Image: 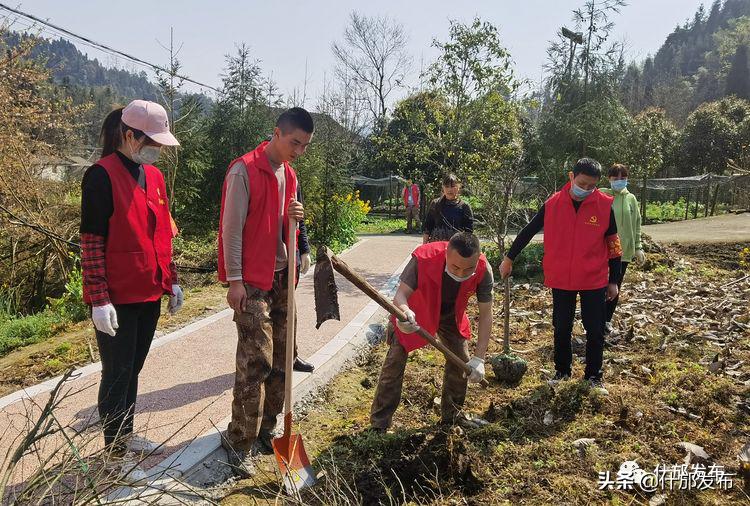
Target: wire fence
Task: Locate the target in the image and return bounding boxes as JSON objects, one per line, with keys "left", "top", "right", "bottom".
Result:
{"left": 631, "top": 173, "right": 750, "bottom": 222}
{"left": 352, "top": 175, "right": 407, "bottom": 217}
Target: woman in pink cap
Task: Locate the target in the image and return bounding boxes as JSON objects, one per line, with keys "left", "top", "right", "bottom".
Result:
{"left": 79, "top": 99, "right": 181, "bottom": 482}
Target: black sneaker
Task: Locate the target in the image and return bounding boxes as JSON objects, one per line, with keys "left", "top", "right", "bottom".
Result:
{"left": 253, "top": 430, "right": 275, "bottom": 456}
{"left": 225, "top": 448, "right": 256, "bottom": 478}
{"left": 586, "top": 377, "right": 609, "bottom": 396}
{"left": 293, "top": 357, "right": 315, "bottom": 373}
{"left": 547, "top": 371, "right": 571, "bottom": 387}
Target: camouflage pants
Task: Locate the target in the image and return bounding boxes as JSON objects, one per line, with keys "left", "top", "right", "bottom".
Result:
{"left": 225, "top": 270, "right": 295, "bottom": 451}
{"left": 370, "top": 322, "right": 470, "bottom": 429}
{"left": 405, "top": 205, "right": 419, "bottom": 232}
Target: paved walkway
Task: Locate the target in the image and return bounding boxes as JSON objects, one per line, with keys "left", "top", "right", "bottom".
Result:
{"left": 0, "top": 233, "right": 420, "bottom": 489}
{"left": 642, "top": 212, "right": 750, "bottom": 244}
{"left": 514, "top": 212, "right": 750, "bottom": 245}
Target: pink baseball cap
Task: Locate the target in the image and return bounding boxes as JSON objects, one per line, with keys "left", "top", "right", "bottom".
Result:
{"left": 121, "top": 100, "right": 180, "bottom": 146}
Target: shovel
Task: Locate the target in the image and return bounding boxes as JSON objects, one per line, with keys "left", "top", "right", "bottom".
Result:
{"left": 272, "top": 217, "right": 316, "bottom": 494}
{"left": 489, "top": 277, "right": 528, "bottom": 383}
{"left": 315, "top": 247, "right": 486, "bottom": 384}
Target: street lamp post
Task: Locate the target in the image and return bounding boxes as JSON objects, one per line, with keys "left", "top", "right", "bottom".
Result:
{"left": 561, "top": 27, "right": 583, "bottom": 79}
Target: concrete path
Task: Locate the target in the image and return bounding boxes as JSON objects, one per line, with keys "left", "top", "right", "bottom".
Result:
{"left": 513, "top": 212, "right": 750, "bottom": 245}
{"left": 0, "top": 233, "right": 420, "bottom": 491}
{"left": 642, "top": 212, "right": 750, "bottom": 244}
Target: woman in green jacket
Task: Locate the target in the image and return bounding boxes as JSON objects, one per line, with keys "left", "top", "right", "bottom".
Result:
{"left": 600, "top": 164, "right": 645, "bottom": 335}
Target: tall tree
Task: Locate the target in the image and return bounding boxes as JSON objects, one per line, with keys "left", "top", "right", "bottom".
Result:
{"left": 201, "top": 45, "right": 272, "bottom": 224}
{"left": 463, "top": 92, "right": 524, "bottom": 257}
{"left": 0, "top": 28, "right": 85, "bottom": 311}
{"left": 726, "top": 43, "right": 750, "bottom": 99}
{"left": 681, "top": 96, "right": 750, "bottom": 176}
{"left": 542, "top": 0, "right": 626, "bottom": 160}
{"left": 295, "top": 76, "right": 362, "bottom": 248}
{"left": 332, "top": 12, "right": 412, "bottom": 129}
{"left": 626, "top": 108, "right": 678, "bottom": 214}
{"left": 427, "top": 17, "right": 517, "bottom": 174}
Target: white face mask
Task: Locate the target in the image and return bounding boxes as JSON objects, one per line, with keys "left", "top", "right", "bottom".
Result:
{"left": 131, "top": 145, "right": 161, "bottom": 165}
{"left": 445, "top": 264, "right": 475, "bottom": 283}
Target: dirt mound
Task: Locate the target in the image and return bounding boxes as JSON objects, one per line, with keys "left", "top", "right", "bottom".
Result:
{"left": 671, "top": 242, "right": 747, "bottom": 270}
{"left": 343, "top": 429, "right": 483, "bottom": 504}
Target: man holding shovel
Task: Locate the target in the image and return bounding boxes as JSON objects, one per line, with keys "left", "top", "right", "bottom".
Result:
{"left": 500, "top": 158, "right": 622, "bottom": 396}
{"left": 370, "top": 232, "right": 493, "bottom": 431}
{"left": 217, "top": 107, "right": 313, "bottom": 477}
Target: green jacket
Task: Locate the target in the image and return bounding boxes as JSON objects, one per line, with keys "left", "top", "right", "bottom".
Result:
{"left": 601, "top": 187, "right": 642, "bottom": 263}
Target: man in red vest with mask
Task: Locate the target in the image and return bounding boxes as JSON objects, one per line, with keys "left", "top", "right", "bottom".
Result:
{"left": 370, "top": 232, "right": 493, "bottom": 431}
{"left": 500, "top": 158, "right": 622, "bottom": 396}
{"left": 403, "top": 179, "right": 420, "bottom": 233}
{"left": 217, "top": 108, "right": 313, "bottom": 477}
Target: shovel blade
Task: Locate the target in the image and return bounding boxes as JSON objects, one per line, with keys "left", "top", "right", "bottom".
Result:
{"left": 314, "top": 247, "right": 340, "bottom": 328}
{"left": 272, "top": 433, "right": 316, "bottom": 494}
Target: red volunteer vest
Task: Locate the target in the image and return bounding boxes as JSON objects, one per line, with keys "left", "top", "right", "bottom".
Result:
{"left": 86, "top": 153, "right": 175, "bottom": 305}
{"left": 217, "top": 141, "right": 298, "bottom": 291}
{"left": 393, "top": 242, "right": 487, "bottom": 352}
{"left": 542, "top": 182, "right": 614, "bottom": 291}
{"left": 403, "top": 184, "right": 419, "bottom": 206}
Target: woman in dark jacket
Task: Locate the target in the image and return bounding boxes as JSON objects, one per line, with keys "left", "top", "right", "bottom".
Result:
{"left": 422, "top": 173, "right": 474, "bottom": 243}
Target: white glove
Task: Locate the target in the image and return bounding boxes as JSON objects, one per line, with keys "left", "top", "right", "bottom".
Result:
{"left": 635, "top": 249, "right": 646, "bottom": 264}
{"left": 395, "top": 308, "right": 420, "bottom": 334}
{"left": 168, "top": 284, "right": 184, "bottom": 314}
{"left": 467, "top": 356, "right": 485, "bottom": 383}
{"left": 300, "top": 253, "right": 311, "bottom": 275}
{"left": 92, "top": 304, "right": 119, "bottom": 336}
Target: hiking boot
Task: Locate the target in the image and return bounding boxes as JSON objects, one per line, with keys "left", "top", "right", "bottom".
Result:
{"left": 547, "top": 371, "right": 571, "bottom": 387}
{"left": 293, "top": 357, "right": 315, "bottom": 373}
{"left": 252, "top": 430, "right": 275, "bottom": 456}
{"left": 125, "top": 434, "right": 165, "bottom": 455}
{"left": 225, "top": 448, "right": 256, "bottom": 478}
{"left": 109, "top": 451, "right": 149, "bottom": 485}
{"left": 586, "top": 377, "right": 609, "bottom": 396}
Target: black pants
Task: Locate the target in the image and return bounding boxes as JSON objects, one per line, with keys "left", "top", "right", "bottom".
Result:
{"left": 96, "top": 301, "right": 161, "bottom": 447}
{"left": 552, "top": 288, "right": 605, "bottom": 380}
{"left": 605, "top": 261, "right": 629, "bottom": 323}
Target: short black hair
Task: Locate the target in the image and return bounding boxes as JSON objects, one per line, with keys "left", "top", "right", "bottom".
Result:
{"left": 573, "top": 158, "right": 602, "bottom": 177}
{"left": 277, "top": 107, "right": 314, "bottom": 134}
{"left": 608, "top": 163, "right": 629, "bottom": 178}
{"left": 442, "top": 173, "right": 459, "bottom": 186}
{"left": 448, "top": 232, "right": 481, "bottom": 258}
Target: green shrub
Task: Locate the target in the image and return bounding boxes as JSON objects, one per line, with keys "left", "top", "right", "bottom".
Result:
{"left": 644, "top": 198, "right": 728, "bottom": 223}
{"left": 308, "top": 192, "right": 371, "bottom": 253}
{"left": 356, "top": 217, "right": 406, "bottom": 234}
{"left": 172, "top": 231, "right": 218, "bottom": 269}
{"left": 0, "top": 311, "right": 63, "bottom": 355}
{"left": 49, "top": 260, "right": 88, "bottom": 323}
{"left": 483, "top": 241, "right": 544, "bottom": 281}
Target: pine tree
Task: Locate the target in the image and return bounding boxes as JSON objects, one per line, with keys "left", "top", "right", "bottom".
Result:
{"left": 726, "top": 43, "right": 750, "bottom": 99}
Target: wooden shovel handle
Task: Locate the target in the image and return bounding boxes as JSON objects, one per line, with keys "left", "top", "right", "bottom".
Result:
{"left": 503, "top": 277, "right": 511, "bottom": 354}
{"left": 284, "top": 218, "right": 297, "bottom": 437}
{"left": 323, "top": 248, "right": 474, "bottom": 377}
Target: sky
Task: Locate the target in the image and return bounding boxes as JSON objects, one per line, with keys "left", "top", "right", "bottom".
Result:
{"left": 2, "top": 0, "right": 711, "bottom": 110}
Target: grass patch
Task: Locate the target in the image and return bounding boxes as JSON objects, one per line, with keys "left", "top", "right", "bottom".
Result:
{"left": 356, "top": 216, "right": 407, "bottom": 234}
{"left": 0, "top": 310, "right": 64, "bottom": 356}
